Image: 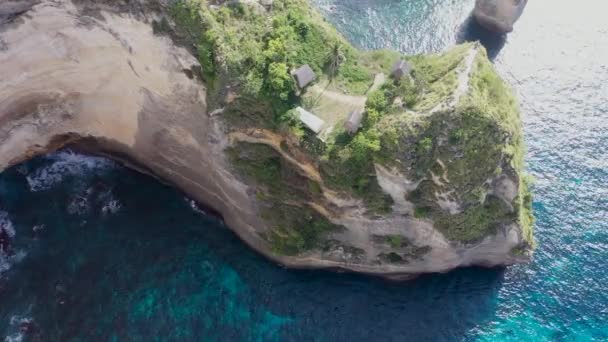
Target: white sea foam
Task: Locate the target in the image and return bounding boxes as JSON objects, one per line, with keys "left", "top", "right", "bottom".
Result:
{"left": 0, "top": 250, "right": 26, "bottom": 276}
{"left": 67, "top": 191, "right": 91, "bottom": 215}
{"left": 185, "top": 197, "right": 207, "bottom": 215}
{"left": 9, "top": 316, "right": 31, "bottom": 327}
{"left": 32, "top": 225, "right": 45, "bottom": 233}
{"left": 0, "top": 212, "right": 15, "bottom": 238}
{"left": 0, "top": 253, "right": 10, "bottom": 274}
{"left": 0, "top": 211, "right": 16, "bottom": 275}
{"left": 26, "top": 151, "right": 115, "bottom": 192}
{"left": 4, "top": 316, "right": 33, "bottom": 342}
{"left": 101, "top": 199, "right": 121, "bottom": 215}
{"left": 4, "top": 332, "right": 23, "bottom": 342}
{"left": 0, "top": 212, "right": 26, "bottom": 278}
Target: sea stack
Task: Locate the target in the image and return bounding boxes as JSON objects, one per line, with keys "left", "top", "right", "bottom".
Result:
{"left": 474, "top": 0, "right": 528, "bottom": 33}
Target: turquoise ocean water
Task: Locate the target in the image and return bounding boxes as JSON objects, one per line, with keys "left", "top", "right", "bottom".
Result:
{"left": 1, "top": 0, "right": 608, "bottom": 340}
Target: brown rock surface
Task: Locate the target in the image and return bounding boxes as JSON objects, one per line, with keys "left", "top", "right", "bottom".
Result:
{"left": 474, "top": 0, "right": 528, "bottom": 33}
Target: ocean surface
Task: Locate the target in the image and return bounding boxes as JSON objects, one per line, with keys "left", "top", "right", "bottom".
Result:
{"left": 1, "top": 0, "right": 608, "bottom": 340}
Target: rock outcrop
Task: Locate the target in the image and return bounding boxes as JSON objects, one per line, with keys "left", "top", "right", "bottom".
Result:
{"left": 474, "top": 0, "right": 528, "bottom": 33}
{"left": 0, "top": 0, "right": 533, "bottom": 280}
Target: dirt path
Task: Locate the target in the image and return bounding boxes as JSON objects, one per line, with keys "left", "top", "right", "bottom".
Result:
{"left": 366, "top": 72, "right": 386, "bottom": 94}
{"left": 229, "top": 128, "right": 361, "bottom": 208}
{"left": 229, "top": 129, "right": 322, "bottom": 183}
{"left": 309, "top": 84, "right": 367, "bottom": 107}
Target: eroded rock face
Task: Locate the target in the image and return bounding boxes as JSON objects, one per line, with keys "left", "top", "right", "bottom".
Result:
{"left": 0, "top": 0, "right": 531, "bottom": 279}
{"left": 0, "top": 0, "right": 271, "bottom": 266}
{"left": 474, "top": 0, "right": 528, "bottom": 33}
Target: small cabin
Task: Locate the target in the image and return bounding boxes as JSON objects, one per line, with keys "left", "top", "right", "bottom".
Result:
{"left": 292, "top": 65, "right": 316, "bottom": 89}
{"left": 390, "top": 60, "right": 412, "bottom": 80}
{"left": 344, "top": 109, "right": 364, "bottom": 135}
{"left": 259, "top": 0, "right": 273, "bottom": 8}
{"left": 295, "top": 107, "right": 324, "bottom": 134}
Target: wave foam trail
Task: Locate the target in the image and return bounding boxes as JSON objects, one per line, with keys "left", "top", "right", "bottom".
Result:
{"left": 0, "top": 212, "right": 15, "bottom": 238}
{"left": 26, "top": 151, "right": 116, "bottom": 192}
{"left": 0, "top": 212, "right": 25, "bottom": 277}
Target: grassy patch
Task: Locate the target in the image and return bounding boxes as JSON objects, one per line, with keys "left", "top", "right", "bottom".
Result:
{"left": 377, "top": 246, "right": 431, "bottom": 264}
{"left": 433, "top": 195, "right": 515, "bottom": 242}
{"left": 386, "top": 235, "right": 405, "bottom": 249}
{"left": 398, "top": 44, "right": 470, "bottom": 111}
{"left": 228, "top": 142, "right": 343, "bottom": 255}
{"left": 266, "top": 204, "right": 342, "bottom": 255}
{"left": 372, "top": 46, "right": 534, "bottom": 244}
{"left": 464, "top": 50, "right": 534, "bottom": 246}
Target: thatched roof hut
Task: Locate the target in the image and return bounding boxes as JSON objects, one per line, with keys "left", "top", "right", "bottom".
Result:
{"left": 390, "top": 60, "right": 412, "bottom": 80}
{"left": 259, "top": 0, "right": 273, "bottom": 8}
{"left": 344, "top": 109, "right": 364, "bottom": 134}
{"left": 292, "top": 64, "right": 316, "bottom": 89}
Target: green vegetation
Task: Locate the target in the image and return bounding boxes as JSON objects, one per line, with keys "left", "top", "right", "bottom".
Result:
{"left": 266, "top": 204, "right": 342, "bottom": 255}
{"left": 168, "top": 0, "right": 533, "bottom": 250}
{"left": 377, "top": 47, "right": 535, "bottom": 244}
{"left": 169, "top": 0, "right": 396, "bottom": 126}
{"left": 399, "top": 44, "right": 470, "bottom": 111}
{"left": 386, "top": 235, "right": 405, "bottom": 249}
{"left": 227, "top": 142, "right": 342, "bottom": 255}
{"left": 414, "top": 206, "right": 432, "bottom": 219}
{"left": 318, "top": 83, "right": 397, "bottom": 214}
{"left": 313, "top": 45, "right": 470, "bottom": 213}
{"left": 462, "top": 50, "right": 534, "bottom": 246}
{"left": 371, "top": 234, "right": 431, "bottom": 264}
{"left": 434, "top": 196, "right": 514, "bottom": 242}
{"left": 377, "top": 248, "right": 431, "bottom": 264}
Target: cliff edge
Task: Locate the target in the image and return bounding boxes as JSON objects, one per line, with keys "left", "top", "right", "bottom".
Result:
{"left": 0, "top": 0, "right": 534, "bottom": 279}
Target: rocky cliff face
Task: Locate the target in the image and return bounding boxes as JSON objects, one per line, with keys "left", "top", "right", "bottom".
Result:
{"left": 474, "top": 0, "right": 528, "bottom": 33}
{"left": 0, "top": 0, "right": 533, "bottom": 279}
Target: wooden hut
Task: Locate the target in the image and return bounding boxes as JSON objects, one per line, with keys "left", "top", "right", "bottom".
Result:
{"left": 390, "top": 60, "right": 412, "bottom": 80}
{"left": 292, "top": 64, "right": 316, "bottom": 89}
{"left": 344, "top": 109, "right": 364, "bottom": 134}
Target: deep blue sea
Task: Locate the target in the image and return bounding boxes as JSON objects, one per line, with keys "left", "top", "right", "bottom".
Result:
{"left": 1, "top": 0, "right": 608, "bottom": 340}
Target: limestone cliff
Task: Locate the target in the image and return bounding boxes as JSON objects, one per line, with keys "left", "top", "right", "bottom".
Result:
{"left": 0, "top": 0, "right": 534, "bottom": 279}
{"left": 474, "top": 0, "right": 528, "bottom": 33}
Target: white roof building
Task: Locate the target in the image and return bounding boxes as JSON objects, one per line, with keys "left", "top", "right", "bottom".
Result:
{"left": 295, "top": 107, "right": 325, "bottom": 134}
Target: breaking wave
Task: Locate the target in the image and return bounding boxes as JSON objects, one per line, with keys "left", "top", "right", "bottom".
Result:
{"left": 4, "top": 315, "right": 35, "bottom": 342}
{"left": 26, "top": 151, "right": 115, "bottom": 192}
{"left": 0, "top": 212, "right": 25, "bottom": 278}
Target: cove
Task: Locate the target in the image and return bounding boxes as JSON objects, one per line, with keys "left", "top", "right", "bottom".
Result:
{"left": 0, "top": 152, "right": 513, "bottom": 340}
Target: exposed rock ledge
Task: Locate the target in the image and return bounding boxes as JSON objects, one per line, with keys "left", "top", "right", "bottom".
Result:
{"left": 474, "top": 0, "right": 528, "bottom": 33}
{"left": 0, "top": 0, "right": 531, "bottom": 280}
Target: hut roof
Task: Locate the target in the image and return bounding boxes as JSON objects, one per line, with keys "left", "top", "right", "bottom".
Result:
{"left": 391, "top": 60, "right": 412, "bottom": 79}
{"left": 344, "top": 109, "right": 364, "bottom": 134}
{"left": 296, "top": 107, "right": 325, "bottom": 134}
{"left": 292, "top": 64, "right": 316, "bottom": 89}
